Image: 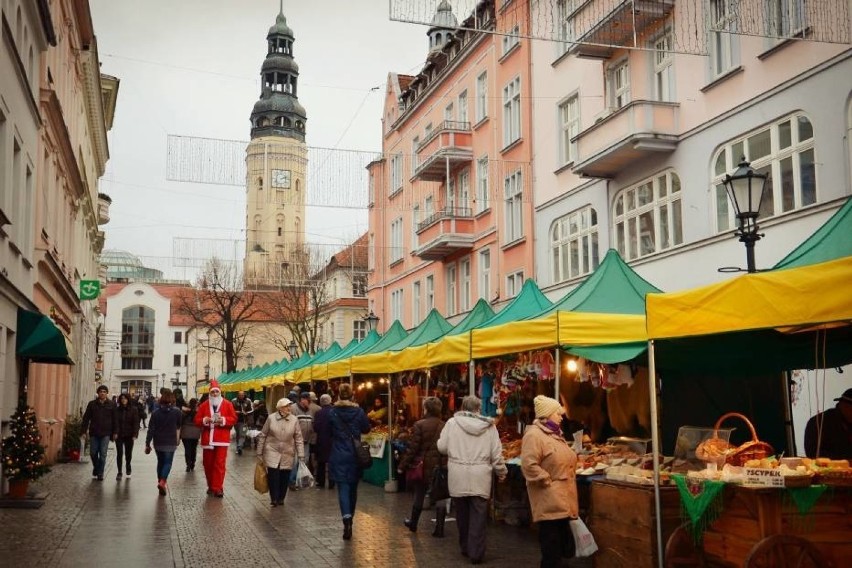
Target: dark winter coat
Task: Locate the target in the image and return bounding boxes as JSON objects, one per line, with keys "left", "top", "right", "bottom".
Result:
{"left": 115, "top": 404, "right": 140, "bottom": 439}
{"left": 82, "top": 398, "right": 117, "bottom": 438}
{"left": 313, "top": 405, "right": 333, "bottom": 462}
{"left": 180, "top": 408, "right": 202, "bottom": 440}
{"left": 146, "top": 405, "right": 182, "bottom": 451}
{"left": 399, "top": 415, "right": 446, "bottom": 474}
{"left": 328, "top": 401, "right": 371, "bottom": 484}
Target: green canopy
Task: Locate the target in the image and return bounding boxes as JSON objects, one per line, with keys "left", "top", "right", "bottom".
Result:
{"left": 334, "top": 330, "right": 381, "bottom": 359}
{"left": 447, "top": 298, "right": 495, "bottom": 335}
{"left": 774, "top": 196, "right": 852, "bottom": 269}
{"left": 388, "top": 309, "right": 453, "bottom": 351}
{"left": 310, "top": 342, "right": 342, "bottom": 364}
{"left": 479, "top": 279, "right": 552, "bottom": 328}
{"left": 358, "top": 320, "right": 408, "bottom": 355}
{"left": 16, "top": 308, "right": 73, "bottom": 364}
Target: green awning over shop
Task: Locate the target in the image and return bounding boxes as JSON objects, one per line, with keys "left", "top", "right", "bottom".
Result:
{"left": 16, "top": 308, "right": 73, "bottom": 365}
{"left": 447, "top": 299, "right": 495, "bottom": 335}
{"left": 389, "top": 309, "right": 452, "bottom": 351}
{"left": 480, "top": 279, "right": 552, "bottom": 328}
{"left": 774, "top": 196, "right": 852, "bottom": 269}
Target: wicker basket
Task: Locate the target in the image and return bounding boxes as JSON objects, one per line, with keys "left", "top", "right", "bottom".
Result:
{"left": 696, "top": 413, "right": 774, "bottom": 467}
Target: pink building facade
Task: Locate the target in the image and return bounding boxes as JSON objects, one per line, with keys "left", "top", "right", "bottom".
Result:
{"left": 367, "top": 0, "right": 535, "bottom": 331}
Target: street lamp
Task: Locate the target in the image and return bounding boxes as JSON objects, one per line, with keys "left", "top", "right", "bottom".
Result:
{"left": 160, "top": 373, "right": 166, "bottom": 392}
{"left": 247, "top": 352, "right": 255, "bottom": 369}
{"left": 204, "top": 364, "right": 210, "bottom": 380}
{"left": 722, "top": 157, "right": 769, "bottom": 273}
{"left": 364, "top": 311, "right": 380, "bottom": 332}
{"left": 288, "top": 339, "right": 298, "bottom": 361}
{"left": 173, "top": 371, "right": 181, "bottom": 388}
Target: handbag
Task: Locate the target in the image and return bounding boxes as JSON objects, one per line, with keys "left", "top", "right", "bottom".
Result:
{"left": 429, "top": 466, "right": 450, "bottom": 502}
{"left": 254, "top": 460, "right": 269, "bottom": 494}
{"left": 405, "top": 459, "right": 424, "bottom": 483}
{"left": 332, "top": 410, "right": 373, "bottom": 470}
{"left": 569, "top": 518, "right": 598, "bottom": 557}
{"left": 294, "top": 459, "right": 315, "bottom": 489}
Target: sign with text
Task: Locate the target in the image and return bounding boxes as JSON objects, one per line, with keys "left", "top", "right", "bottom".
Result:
{"left": 79, "top": 280, "right": 101, "bottom": 300}
{"left": 744, "top": 468, "right": 784, "bottom": 488}
{"left": 363, "top": 432, "right": 387, "bottom": 459}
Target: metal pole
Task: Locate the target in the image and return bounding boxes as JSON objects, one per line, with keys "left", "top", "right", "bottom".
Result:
{"left": 648, "top": 340, "right": 664, "bottom": 568}
{"left": 388, "top": 377, "right": 393, "bottom": 484}
{"left": 554, "top": 348, "right": 560, "bottom": 399}
{"left": 469, "top": 359, "right": 475, "bottom": 397}
{"left": 745, "top": 237, "right": 757, "bottom": 274}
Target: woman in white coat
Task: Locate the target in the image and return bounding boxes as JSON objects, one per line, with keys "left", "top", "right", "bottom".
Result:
{"left": 257, "top": 398, "right": 304, "bottom": 507}
{"left": 437, "top": 396, "right": 507, "bottom": 565}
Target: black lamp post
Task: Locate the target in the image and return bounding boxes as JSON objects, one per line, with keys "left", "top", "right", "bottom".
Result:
{"left": 364, "top": 311, "right": 380, "bottom": 332}
{"left": 246, "top": 352, "right": 255, "bottom": 369}
{"left": 722, "top": 157, "right": 769, "bottom": 273}
{"left": 288, "top": 339, "right": 298, "bottom": 361}
{"left": 204, "top": 364, "right": 210, "bottom": 381}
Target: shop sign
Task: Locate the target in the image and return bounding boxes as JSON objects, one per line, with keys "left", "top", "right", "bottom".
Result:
{"left": 744, "top": 468, "right": 784, "bottom": 487}
{"left": 363, "top": 432, "right": 386, "bottom": 458}
{"left": 80, "top": 280, "right": 101, "bottom": 300}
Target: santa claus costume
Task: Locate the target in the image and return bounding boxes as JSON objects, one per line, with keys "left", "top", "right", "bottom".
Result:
{"left": 194, "top": 380, "right": 237, "bottom": 497}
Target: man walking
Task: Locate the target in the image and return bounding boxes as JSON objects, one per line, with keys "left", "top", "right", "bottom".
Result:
{"left": 233, "top": 390, "right": 254, "bottom": 455}
{"left": 194, "top": 380, "right": 236, "bottom": 497}
{"left": 289, "top": 392, "right": 316, "bottom": 488}
{"left": 81, "top": 385, "right": 117, "bottom": 481}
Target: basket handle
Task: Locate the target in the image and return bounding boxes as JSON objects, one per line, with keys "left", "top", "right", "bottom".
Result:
{"left": 713, "top": 412, "right": 759, "bottom": 443}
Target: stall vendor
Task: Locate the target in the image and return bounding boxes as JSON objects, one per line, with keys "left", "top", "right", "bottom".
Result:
{"left": 805, "top": 388, "right": 852, "bottom": 459}
{"left": 367, "top": 397, "right": 388, "bottom": 425}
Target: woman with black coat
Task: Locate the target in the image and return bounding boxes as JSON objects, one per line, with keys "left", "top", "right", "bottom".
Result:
{"left": 145, "top": 390, "right": 183, "bottom": 496}
{"left": 180, "top": 398, "right": 202, "bottom": 472}
{"left": 115, "top": 393, "right": 140, "bottom": 480}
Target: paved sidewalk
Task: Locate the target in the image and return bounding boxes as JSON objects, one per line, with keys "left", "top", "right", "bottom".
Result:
{"left": 0, "top": 443, "right": 553, "bottom": 567}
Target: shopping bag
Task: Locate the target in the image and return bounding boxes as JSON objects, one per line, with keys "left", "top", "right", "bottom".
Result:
{"left": 569, "top": 518, "right": 598, "bottom": 557}
{"left": 405, "top": 459, "right": 424, "bottom": 483}
{"left": 254, "top": 460, "right": 269, "bottom": 494}
{"left": 294, "top": 459, "right": 315, "bottom": 489}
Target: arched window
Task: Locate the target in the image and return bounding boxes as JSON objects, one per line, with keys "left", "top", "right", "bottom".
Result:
{"left": 550, "top": 206, "right": 599, "bottom": 284}
{"left": 121, "top": 306, "right": 155, "bottom": 370}
{"left": 712, "top": 112, "right": 816, "bottom": 232}
{"left": 613, "top": 170, "right": 682, "bottom": 260}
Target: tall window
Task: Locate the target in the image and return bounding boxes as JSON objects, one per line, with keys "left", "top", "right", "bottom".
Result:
{"left": 444, "top": 102, "right": 454, "bottom": 121}
{"left": 460, "top": 258, "right": 471, "bottom": 312}
{"left": 506, "top": 271, "right": 524, "bottom": 298}
{"left": 476, "top": 156, "right": 489, "bottom": 213}
{"left": 709, "top": 0, "right": 736, "bottom": 77}
{"left": 173, "top": 354, "right": 181, "bottom": 367}
{"left": 424, "top": 195, "right": 434, "bottom": 218}
{"left": 475, "top": 71, "right": 488, "bottom": 123}
{"left": 412, "top": 204, "right": 421, "bottom": 246}
{"left": 390, "top": 217, "right": 404, "bottom": 264}
{"left": 353, "top": 320, "right": 367, "bottom": 341}
{"left": 551, "top": 206, "right": 600, "bottom": 284}
{"left": 458, "top": 169, "right": 470, "bottom": 213}
{"left": 352, "top": 274, "right": 367, "bottom": 297}
{"left": 412, "top": 280, "right": 422, "bottom": 325}
{"left": 458, "top": 91, "right": 468, "bottom": 124}
{"left": 412, "top": 136, "right": 420, "bottom": 169}
{"left": 608, "top": 61, "right": 630, "bottom": 110}
{"left": 556, "top": 0, "right": 577, "bottom": 55}
{"left": 425, "top": 275, "right": 435, "bottom": 311}
{"left": 559, "top": 95, "right": 580, "bottom": 165}
{"left": 478, "top": 248, "right": 491, "bottom": 301}
{"left": 712, "top": 113, "right": 816, "bottom": 232}
{"left": 121, "top": 306, "right": 155, "bottom": 370}
{"left": 654, "top": 32, "right": 674, "bottom": 102}
{"left": 503, "top": 77, "right": 522, "bottom": 146}
{"left": 502, "top": 25, "right": 520, "bottom": 55}
{"left": 767, "top": 0, "right": 806, "bottom": 38}
{"left": 614, "top": 171, "right": 683, "bottom": 260}
{"left": 174, "top": 331, "right": 182, "bottom": 344}
{"left": 368, "top": 233, "right": 375, "bottom": 271}
{"left": 390, "top": 289, "right": 404, "bottom": 324}
{"left": 446, "top": 265, "right": 457, "bottom": 315}
{"left": 390, "top": 153, "right": 403, "bottom": 194}
{"left": 368, "top": 172, "right": 375, "bottom": 205}
{"left": 504, "top": 170, "right": 524, "bottom": 242}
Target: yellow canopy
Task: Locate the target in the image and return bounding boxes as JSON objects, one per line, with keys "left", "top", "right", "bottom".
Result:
{"left": 646, "top": 255, "right": 852, "bottom": 340}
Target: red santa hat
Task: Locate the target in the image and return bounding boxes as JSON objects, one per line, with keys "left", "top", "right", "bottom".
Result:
{"left": 209, "top": 379, "right": 221, "bottom": 392}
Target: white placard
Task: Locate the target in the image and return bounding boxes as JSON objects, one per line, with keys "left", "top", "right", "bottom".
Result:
{"left": 744, "top": 468, "right": 785, "bottom": 487}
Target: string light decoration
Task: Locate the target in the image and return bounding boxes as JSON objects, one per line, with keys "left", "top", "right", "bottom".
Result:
{"left": 2, "top": 400, "right": 51, "bottom": 482}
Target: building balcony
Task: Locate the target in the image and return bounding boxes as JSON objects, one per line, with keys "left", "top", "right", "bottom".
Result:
{"left": 412, "top": 121, "right": 473, "bottom": 182}
{"left": 572, "top": 100, "right": 679, "bottom": 178}
{"left": 414, "top": 207, "right": 475, "bottom": 260}
{"left": 97, "top": 193, "right": 112, "bottom": 225}
{"left": 569, "top": 0, "right": 675, "bottom": 59}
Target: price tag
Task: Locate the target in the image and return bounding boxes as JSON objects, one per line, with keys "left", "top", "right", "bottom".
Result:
{"left": 744, "top": 468, "right": 785, "bottom": 487}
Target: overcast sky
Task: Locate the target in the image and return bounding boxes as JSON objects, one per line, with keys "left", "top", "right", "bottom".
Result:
{"left": 91, "top": 0, "right": 429, "bottom": 279}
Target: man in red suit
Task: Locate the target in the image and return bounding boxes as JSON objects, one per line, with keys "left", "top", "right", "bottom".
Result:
{"left": 194, "top": 380, "right": 236, "bottom": 497}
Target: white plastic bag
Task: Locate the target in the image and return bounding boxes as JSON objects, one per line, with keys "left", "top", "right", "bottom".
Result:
{"left": 294, "top": 459, "right": 315, "bottom": 489}
{"left": 569, "top": 518, "right": 598, "bottom": 557}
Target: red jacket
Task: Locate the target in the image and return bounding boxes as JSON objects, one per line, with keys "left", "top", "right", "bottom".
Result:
{"left": 195, "top": 397, "right": 236, "bottom": 448}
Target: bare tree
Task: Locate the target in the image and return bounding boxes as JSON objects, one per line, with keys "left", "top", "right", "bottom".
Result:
{"left": 176, "top": 258, "right": 262, "bottom": 373}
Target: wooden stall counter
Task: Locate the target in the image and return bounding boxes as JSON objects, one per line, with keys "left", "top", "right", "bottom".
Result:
{"left": 699, "top": 485, "right": 852, "bottom": 567}
{"left": 588, "top": 479, "right": 681, "bottom": 568}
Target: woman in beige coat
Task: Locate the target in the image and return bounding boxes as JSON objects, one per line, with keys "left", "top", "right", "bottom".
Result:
{"left": 521, "top": 395, "right": 579, "bottom": 567}
{"left": 257, "top": 398, "right": 304, "bottom": 507}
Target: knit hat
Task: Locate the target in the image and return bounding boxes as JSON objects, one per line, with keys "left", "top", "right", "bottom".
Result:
{"left": 534, "top": 395, "right": 564, "bottom": 419}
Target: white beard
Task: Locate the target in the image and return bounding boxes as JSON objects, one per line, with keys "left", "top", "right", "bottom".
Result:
{"left": 209, "top": 395, "right": 222, "bottom": 407}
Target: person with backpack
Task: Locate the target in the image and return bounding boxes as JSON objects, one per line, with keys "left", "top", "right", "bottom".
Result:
{"left": 328, "top": 383, "right": 371, "bottom": 540}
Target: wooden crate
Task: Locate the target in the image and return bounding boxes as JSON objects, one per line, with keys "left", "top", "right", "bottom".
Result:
{"left": 588, "top": 480, "right": 681, "bottom": 568}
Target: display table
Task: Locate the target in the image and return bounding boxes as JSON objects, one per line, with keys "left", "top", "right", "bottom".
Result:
{"left": 588, "top": 479, "right": 681, "bottom": 568}
{"left": 362, "top": 434, "right": 391, "bottom": 487}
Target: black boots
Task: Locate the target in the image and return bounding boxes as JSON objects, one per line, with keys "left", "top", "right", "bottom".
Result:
{"left": 432, "top": 506, "right": 446, "bottom": 538}
{"left": 343, "top": 517, "right": 353, "bottom": 540}
{"left": 404, "top": 506, "right": 422, "bottom": 532}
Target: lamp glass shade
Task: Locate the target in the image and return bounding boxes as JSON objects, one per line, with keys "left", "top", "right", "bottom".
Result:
{"left": 364, "top": 311, "right": 380, "bottom": 332}
{"left": 724, "top": 159, "right": 768, "bottom": 219}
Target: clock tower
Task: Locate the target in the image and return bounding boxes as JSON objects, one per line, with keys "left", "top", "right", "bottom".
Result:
{"left": 244, "top": 6, "right": 307, "bottom": 288}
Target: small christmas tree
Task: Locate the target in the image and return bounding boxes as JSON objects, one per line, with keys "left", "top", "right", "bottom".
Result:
{"left": 2, "top": 399, "right": 51, "bottom": 481}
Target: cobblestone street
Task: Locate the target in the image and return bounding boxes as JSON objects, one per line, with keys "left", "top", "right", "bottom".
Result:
{"left": 0, "top": 444, "right": 547, "bottom": 567}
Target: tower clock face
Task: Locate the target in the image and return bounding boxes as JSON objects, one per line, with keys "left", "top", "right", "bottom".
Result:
{"left": 271, "top": 169, "right": 291, "bottom": 189}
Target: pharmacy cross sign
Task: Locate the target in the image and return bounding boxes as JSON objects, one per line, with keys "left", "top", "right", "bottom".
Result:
{"left": 79, "top": 280, "right": 101, "bottom": 300}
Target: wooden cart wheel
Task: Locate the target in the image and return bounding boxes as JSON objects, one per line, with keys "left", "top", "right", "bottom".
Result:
{"left": 664, "top": 524, "right": 707, "bottom": 568}
{"left": 744, "top": 535, "right": 827, "bottom": 568}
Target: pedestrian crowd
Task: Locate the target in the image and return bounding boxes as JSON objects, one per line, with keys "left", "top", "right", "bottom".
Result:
{"left": 80, "top": 383, "right": 578, "bottom": 566}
